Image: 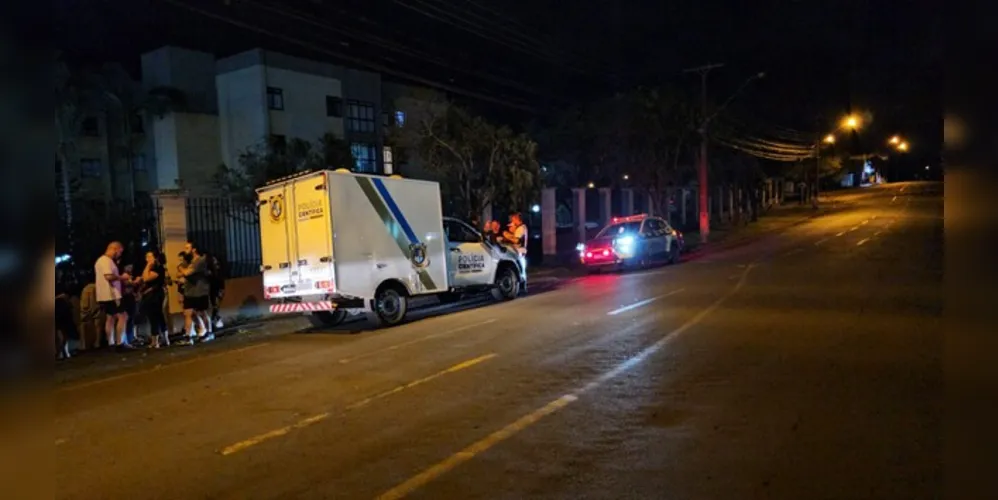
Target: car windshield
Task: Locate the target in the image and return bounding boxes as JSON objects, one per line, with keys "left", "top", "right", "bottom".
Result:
{"left": 596, "top": 221, "right": 641, "bottom": 239}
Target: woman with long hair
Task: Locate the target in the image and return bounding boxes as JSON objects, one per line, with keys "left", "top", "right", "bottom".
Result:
{"left": 139, "top": 250, "right": 169, "bottom": 348}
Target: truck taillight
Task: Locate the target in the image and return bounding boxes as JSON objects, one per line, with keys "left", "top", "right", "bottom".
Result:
{"left": 266, "top": 286, "right": 280, "bottom": 294}
{"left": 317, "top": 280, "right": 333, "bottom": 291}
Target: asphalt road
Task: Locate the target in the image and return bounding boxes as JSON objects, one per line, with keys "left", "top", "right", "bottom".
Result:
{"left": 56, "top": 182, "right": 942, "bottom": 499}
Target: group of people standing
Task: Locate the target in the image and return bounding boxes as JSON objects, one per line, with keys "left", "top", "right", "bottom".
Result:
{"left": 481, "top": 212, "right": 529, "bottom": 259}
{"left": 54, "top": 239, "right": 226, "bottom": 359}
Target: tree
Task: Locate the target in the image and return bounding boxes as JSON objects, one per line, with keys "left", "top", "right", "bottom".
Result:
{"left": 56, "top": 56, "right": 86, "bottom": 233}
{"left": 594, "top": 87, "right": 697, "bottom": 215}
{"left": 89, "top": 63, "right": 185, "bottom": 203}
{"left": 392, "top": 96, "right": 540, "bottom": 219}
{"left": 214, "top": 133, "right": 355, "bottom": 206}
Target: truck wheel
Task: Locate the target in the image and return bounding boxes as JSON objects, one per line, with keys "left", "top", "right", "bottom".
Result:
{"left": 308, "top": 309, "right": 347, "bottom": 328}
{"left": 492, "top": 265, "right": 520, "bottom": 301}
{"left": 372, "top": 284, "right": 408, "bottom": 326}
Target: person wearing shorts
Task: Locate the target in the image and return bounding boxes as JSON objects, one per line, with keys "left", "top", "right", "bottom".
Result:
{"left": 94, "top": 241, "right": 133, "bottom": 349}
{"left": 177, "top": 241, "right": 213, "bottom": 344}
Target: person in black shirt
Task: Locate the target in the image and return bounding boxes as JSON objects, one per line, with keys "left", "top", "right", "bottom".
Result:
{"left": 140, "top": 250, "right": 169, "bottom": 348}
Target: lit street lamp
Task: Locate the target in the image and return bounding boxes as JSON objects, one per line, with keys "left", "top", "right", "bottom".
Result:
{"left": 823, "top": 134, "right": 836, "bottom": 144}
{"left": 897, "top": 141, "right": 909, "bottom": 152}
{"left": 888, "top": 135, "right": 901, "bottom": 145}
{"left": 842, "top": 115, "right": 861, "bottom": 130}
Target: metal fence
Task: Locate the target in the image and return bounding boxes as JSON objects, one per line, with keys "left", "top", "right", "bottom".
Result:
{"left": 57, "top": 197, "right": 163, "bottom": 291}
{"left": 186, "top": 197, "right": 262, "bottom": 278}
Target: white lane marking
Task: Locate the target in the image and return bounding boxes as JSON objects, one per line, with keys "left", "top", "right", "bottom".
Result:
{"left": 857, "top": 238, "right": 870, "bottom": 246}
{"left": 892, "top": 196, "right": 897, "bottom": 202}
{"left": 861, "top": 220, "right": 870, "bottom": 225}
{"left": 849, "top": 226, "right": 859, "bottom": 232}
{"left": 874, "top": 231, "right": 882, "bottom": 236}
{"left": 607, "top": 289, "right": 685, "bottom": 316}
{"left": 376, "top": 265, "right": 758, "bottom": 500}
{"left": 836, "top": 231, "right": 845, "bottom": 237}
{"left": 814, "top": 238, "right": 829, "bottom": 246}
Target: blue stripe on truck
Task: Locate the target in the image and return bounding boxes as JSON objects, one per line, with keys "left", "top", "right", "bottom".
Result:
{"left": 372, "top": 177, "right": 419, "bottom": 245}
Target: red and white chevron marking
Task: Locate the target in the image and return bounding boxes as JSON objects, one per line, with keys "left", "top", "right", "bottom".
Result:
{"left": 269, "top": 301, "right": 335, "bottom": 314}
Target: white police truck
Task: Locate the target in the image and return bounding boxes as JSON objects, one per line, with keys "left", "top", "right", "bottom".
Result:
{"left": 256, "top": 170, "right": 526, "bottom": 327}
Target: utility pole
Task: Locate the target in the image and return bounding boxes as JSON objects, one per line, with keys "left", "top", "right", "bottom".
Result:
{"left": 684, "top": 63, "right": 724, "bottom": 245}
{"left": 813, "top": 130, "right": 821, "bottom": 209}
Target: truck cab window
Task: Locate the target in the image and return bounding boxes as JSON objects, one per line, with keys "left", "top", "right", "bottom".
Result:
{"left": 444, "top": 220, "right": 481, "bottom": 243}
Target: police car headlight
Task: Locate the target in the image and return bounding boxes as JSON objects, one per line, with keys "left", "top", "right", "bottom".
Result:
{"left": 614, "top": 235, "right": 634, "bottom": 250}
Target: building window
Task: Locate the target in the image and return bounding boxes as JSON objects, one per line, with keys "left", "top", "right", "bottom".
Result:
{"left": 270, "top": 134, "right": 287, "bottom": 153}
{"left": 394, "top": 111, "right": 406, "bottom": 127}
{"left": 80, "top": 158, "right": 102, "bottom": 178}
{"left": 267, "top": 87, "right": 284, "bottom": 110}
{"left": 326, "top": 96, "right": 343, "bottom": 117}
{"left": 351, "top": 143, "right": 376, "bottom": 173}
{"left": 382, "top": 146, "right": 394, "bottom": 175}
{"left": 131, "top": 154, "right": 147, "bottom": 172}
{"left": 346, "top": 100, "right": 375, "bottom": 133}
{"left": 82, "top": 117, "right": 100, "bottom": 136}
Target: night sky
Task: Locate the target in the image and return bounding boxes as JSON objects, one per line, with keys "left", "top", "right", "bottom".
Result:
{"left": 56, "top": 0, "right": 941, "bottom": 163}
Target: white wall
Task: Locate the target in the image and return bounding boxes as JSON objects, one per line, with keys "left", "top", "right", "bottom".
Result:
{"left": 176, "top": 114, "right": 221, "bottom": 194}
{"left": 217, "top": 64, "right": 345, "bottom": 173}
{"left": 265, "top": 67, "right": 344, "bottom": 144}
{"left": 217, "top": 66, "right": 268, "bottom": 172}
{"left": 152, "top": 113, "right": 221, "bottom": 194}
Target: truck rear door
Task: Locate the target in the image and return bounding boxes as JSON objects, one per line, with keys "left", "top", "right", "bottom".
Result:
{"left": 259, "top": 182, "right": 295, "bottom": 300}
{"left": 291, "top": 172, "right": 335, "bottom": 296}
{"left": 258, "top": 173, "right": 335, "bottom": 301}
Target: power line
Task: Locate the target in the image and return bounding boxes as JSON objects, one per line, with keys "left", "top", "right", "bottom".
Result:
{"left": 158, "top": 0, "right": 538, "bottom": 112}
{"left": 448, "top": 0, "right": 618, "bottom": 76}
{"left": 238, "top": 0, "right": 556, "bottom": 101}
{"left": 394, "top": 0, "right": 596, "bottom": 77}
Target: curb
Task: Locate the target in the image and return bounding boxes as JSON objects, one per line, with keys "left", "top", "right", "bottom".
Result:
{"left": 682, "top": 207, "right": 835, "bottom": 260}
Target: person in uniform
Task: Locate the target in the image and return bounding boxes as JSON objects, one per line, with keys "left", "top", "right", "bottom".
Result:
{"left": 502, "top": 213, "right": 528, "bottom": 288}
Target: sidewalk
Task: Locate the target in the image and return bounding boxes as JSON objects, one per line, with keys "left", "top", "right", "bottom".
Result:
{"left": 56, "top": 315, "right": 312, "bottom": 386}
{"left": 57, "top": 266, "right": 574, "bottom": 385}
{"left": 681, "top": 199, "right": 844, "bottom": 256}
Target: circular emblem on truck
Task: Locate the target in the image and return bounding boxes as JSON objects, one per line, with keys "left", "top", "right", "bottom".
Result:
{"left": 269, "top": 197, "right": 284, "bottom": 222}
{"left": 410, "top": 243, "right": 429, "bottom": 268}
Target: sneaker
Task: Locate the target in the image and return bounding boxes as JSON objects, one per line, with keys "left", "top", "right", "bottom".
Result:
{"left": 214, "top": 319, "right": 224, "bottom": 329}
{"left": 198, "top": 333, "right": 215, "bottom": 343}
{"left": 176, "top": 338, "right": 194, "bottom": 346}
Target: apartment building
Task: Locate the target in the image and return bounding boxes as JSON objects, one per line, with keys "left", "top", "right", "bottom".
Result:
{"left": 62, "top": 44, "right": 438, "bottom": 207}
{"left": 62, "top": 46, "right": 393, "bottom": 203}
{"left": 215, "top": 49, "right": 385, "bottom": 175}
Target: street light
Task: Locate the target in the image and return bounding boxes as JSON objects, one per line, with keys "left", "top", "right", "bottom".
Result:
{"left": 622, "top": 174, "right": 629, "bottom": 181}
{"left": 897, "top": 141, "right": 909, "bottom": 152}
{"left": 889, "top": 135, "right": 901, "bottom": 145}
{"left": 587, "top": 181, "right": 595, "bottom": 189}
{"left": 842, "top": 115, "right": 861, "bottom": 130}
{"left": 823, "top": 134, "right": 836, "bottom": 144}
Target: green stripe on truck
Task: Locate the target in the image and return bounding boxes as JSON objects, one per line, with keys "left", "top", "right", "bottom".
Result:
{"left": 354, "top": 176, "right": 438, "bottom": 291}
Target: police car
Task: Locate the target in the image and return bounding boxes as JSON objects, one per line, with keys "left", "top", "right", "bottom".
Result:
{"left": 580, "top": 214, "right": 684, "bottom": 271}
